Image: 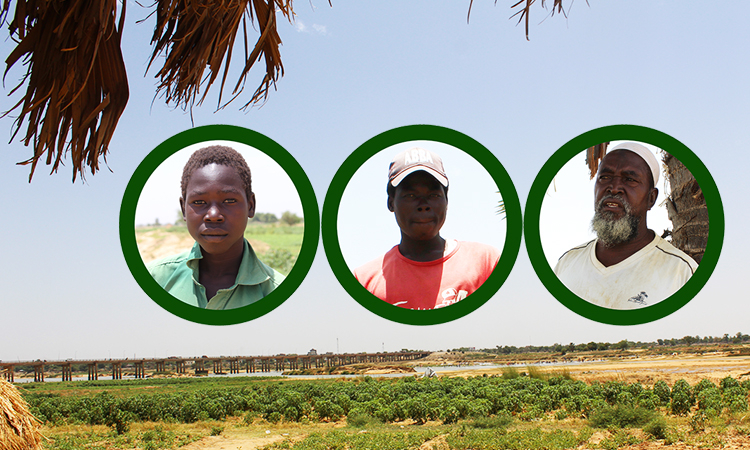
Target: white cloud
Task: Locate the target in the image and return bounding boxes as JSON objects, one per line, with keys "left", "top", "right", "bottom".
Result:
{"left": 293, "top": 20, "right": 327, "bottom": 35}
{"left": 312, "top": 24, "right": 327, "bottom": 35}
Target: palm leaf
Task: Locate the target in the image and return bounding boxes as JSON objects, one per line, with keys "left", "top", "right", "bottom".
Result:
{"left": 146, "top": 0, "right": 294, "bottom": 111}
{"left": 1, "top": 0, "right": 129, "bottom": 181}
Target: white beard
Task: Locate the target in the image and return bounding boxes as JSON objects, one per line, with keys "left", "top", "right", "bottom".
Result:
{"left": 591, "top": 195, "right": 640, "bottom": 247}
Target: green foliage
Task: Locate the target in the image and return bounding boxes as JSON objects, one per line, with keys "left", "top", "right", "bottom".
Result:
{"left": 261, "top": 248, "right": 296, "bottom": 275}
{"left": 210, "top": 426, "right": 224, "bottom": 436}
{"left": 670, "top": 379, "right": 694, "bottom": 415}
{"left": 723, "top": 386, "right": 749, "bottom": 412}
{"left": 720, "top": 376, "right": 740, "bottom": 391}
{"left": 266, "top": 429, "right": 442, "bottom": 450}
{"left": 280, "top": 211, "right": 302, "bottom": 226}
{"left": 598, "top": 429, "right": 641, "bottom": 450}
{"left": 502, "top": 365, "right": 520, "bottom": 379}
{"left": 254, "top": 212, "right": 278, "bottom": 223}
{"left": 346, "top": 408, "right": 380, "bottom": 427}
{"left": 446, "top": 427, "right": 582, "bottom": 450}
{"left": 588, "top": 404, "right": 656, "bottom": 428}
{"left": 689, "top": 410, "right": 708, "bottom": 432}
{"left": 643, "top": 415, "right": 669, "bottom": 439}
{"left": 468, "top": 413, "right": 513, "bottom": 429}
{"left": 697, "top": 386, "right": 722, "bottom": 416}
{"left": 653, "top": 380, "right": 671, "bottom": 406}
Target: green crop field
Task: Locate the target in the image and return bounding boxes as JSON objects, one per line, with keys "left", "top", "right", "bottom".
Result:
{"left": 18, "top": 372, "right": 750, "bottom": 450}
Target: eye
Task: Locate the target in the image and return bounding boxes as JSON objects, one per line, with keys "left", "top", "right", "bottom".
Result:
{"left": 191, "top": 200, "right": 206, "bottom": 205}
{"left": 224, "top": 198, "right": 237, "bottom": 204}
{"left": 598, "top": 175, "right": 612, "bottom": 181}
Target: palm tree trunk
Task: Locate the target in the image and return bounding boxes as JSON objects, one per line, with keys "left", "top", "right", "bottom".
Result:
{"left": 662, "top": 153, "right": 708, "bottom": 263}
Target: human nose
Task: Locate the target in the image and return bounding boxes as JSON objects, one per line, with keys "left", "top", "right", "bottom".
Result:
{"left": 605, "top": 176, "right": 625, "bottom": 194}
{"left": 416, "top": 196, "right": 431, "bottom": 211}
{"left": 204, "top": 203, "right": 224, "bottom": 221}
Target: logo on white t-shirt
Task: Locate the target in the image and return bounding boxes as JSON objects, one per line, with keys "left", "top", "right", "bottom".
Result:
{"left": 628, "top": 291, "right": 648, "bottom": 306}
{"left": 437, "top": 288, "right": 468, "bottom": 308}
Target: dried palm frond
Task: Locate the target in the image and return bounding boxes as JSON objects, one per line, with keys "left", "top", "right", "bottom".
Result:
{"left": 586, "top": 141, "right": 608, "bottom": 179}
{"left": 1, "top": 0, "right": 129, "bottom": 182}
{"left": 147, "top": 0, "right": 294, "bottom": 112}
{"left": 0, "top": 379, "right": 44, "bottom": 450}
{"left": 467, "top": 0, "right": 574, "bottom": 40}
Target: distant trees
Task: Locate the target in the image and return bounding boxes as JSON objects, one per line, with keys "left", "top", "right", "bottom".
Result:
{"left": 280, "top": 211, "right": 302, "bottom": 226}
{"left": 254, "top": 213, "right": 278, "bottom": 223}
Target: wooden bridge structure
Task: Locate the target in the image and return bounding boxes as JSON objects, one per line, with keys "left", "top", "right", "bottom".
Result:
{"left": 0, "top": 351, "right": 431, "bottom": 382}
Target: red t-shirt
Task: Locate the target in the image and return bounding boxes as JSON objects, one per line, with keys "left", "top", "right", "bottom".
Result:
{"left": 354, "top": 241, "right": 501, "bottom": 310}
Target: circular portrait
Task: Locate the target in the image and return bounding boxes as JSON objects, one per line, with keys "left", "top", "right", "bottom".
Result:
{"left": 121, "top": 125, "right": 319, "bottom": 325}
{"left": 323, "top": 125, "right": 522, "bottom": 325}
{"left": 525, "top": 126, "right": 724, "bottom": 325}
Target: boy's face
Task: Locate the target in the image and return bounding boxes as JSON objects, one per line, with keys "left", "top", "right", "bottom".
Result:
{"left": 181, "top": 163, "right": 256, "bottom": 256}
{"left": 388, "top": 171, "right": 447, "bottom": 241}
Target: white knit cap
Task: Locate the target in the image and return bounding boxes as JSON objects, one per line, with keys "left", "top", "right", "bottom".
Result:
{"left": 608, "top": 142, "right": 660, "bottom": 186}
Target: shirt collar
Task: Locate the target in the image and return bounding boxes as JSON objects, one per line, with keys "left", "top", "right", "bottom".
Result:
{"left": 185, "top": 239, "right": 271, "bottom": 287}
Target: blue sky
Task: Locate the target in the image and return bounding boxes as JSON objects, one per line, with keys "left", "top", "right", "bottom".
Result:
{"left": 1, "top": 2, "right": 748, "bottom": 361}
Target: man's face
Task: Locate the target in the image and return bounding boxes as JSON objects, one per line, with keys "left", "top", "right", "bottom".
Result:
{"left": 388, "top": 171, "right": 447, "bottom": 241}
{"left": 181, "top": 163, "right": 256, "bottom": 256}
{"left": 592, "top": 150, "right": 657, "bottom": 245}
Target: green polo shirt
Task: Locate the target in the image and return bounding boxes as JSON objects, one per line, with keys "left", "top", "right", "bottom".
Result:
{"left": 147, "top": 239, "right": 285, "bottom": 310}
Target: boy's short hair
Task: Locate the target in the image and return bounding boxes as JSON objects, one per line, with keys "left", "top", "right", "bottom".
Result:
{"left": 181, "top": 145, "right": 253, "bottom": 201}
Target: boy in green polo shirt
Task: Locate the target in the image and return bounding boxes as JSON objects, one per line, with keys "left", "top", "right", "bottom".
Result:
{"left": 147, "top": 145, "right": 285, "bottom": 309}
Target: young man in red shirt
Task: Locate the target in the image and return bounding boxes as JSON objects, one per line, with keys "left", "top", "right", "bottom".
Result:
{"left": 354, "top": 147, "right": 500, "bottom": 310}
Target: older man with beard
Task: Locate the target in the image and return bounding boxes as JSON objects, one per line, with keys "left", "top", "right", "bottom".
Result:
{"left": 554, "top": 142, "right": 698, "bottom": 309}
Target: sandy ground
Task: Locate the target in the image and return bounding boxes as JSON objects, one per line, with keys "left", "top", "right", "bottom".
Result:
{"left": 438, "top": 353, "right": 750, "bottom": 386}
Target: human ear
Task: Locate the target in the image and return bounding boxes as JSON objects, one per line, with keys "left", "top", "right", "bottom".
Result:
{"left": 179, "top": 197, "right": 186, "bottom": 220}
{"left": 247, "top": 192, "right": 256, "bottom": 218}
{"left": 647, "top": 187, "right": 658, "bottom": 210}
{"left": 387, "top": 195, "right": 394, "bottom": 212}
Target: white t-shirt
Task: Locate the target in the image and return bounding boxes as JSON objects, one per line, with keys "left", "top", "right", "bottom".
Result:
{"left": 554, "top": 235, "right": 698, "bottom": 309}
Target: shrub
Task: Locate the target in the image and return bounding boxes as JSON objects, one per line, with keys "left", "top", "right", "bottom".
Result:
{"left": 653, "top": 380, "right": 671, "bottom": 406}
{"left": 441, "top": 406, "right": 460, "bottom": 425}
{"left": 346, "top": 408, "right": 379, "bottom": 427}
{"left": 697, "top": 387, "right": 722, "bottom": 416}
{"left": 723, "top": 386, "right": 749, "bottom": 412}
{"left": 721, "top": 376, "right": 740, "bottom": 391}
{"left": 589, "top": 404, "right": 656, "bottom": 428}
{"left": 468, "top": 413, "right": 513, "bottom": 429}
{"left": 689, "top": 411, "right": 707, "bottom": 433}
{"left": 670, "top": 380, "right": 694, "bottom": 415}
{"left": 502, "top": 366, "right": 520, "bottom": 380}
{"left": 643, "top": 415, "right": 669, "bottom": 439}
{"left": 599, "top": 430, "right": 641, "bottom": 450}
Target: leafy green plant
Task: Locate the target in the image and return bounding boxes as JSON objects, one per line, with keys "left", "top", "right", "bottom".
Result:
{"left": 468, "top": 413, "right": 513, "bottom": 429}
{"left": 588, "top": 404, "right": 656, "bottom": 428}
{"left": 670, "top": 379, "right": 694, "bottom": 415}
{"left": 643, "top": 416, "right": 669, "bottom": 439}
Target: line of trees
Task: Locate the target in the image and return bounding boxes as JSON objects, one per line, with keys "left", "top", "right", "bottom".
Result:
{"left": 449, "top": 332, "right": 750, "bottom": 356}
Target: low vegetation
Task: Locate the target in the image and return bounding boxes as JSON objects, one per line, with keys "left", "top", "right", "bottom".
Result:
{"left": 20, "top": 372, "right": 750, "bottom": 449}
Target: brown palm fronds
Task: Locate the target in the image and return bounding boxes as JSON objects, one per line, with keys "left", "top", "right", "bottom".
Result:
{"left": 147, "top": 0, "right": 294, "bottom": 112}
{"left": 509, "top": 0, "right": 566, "bottom": 40}
{"left": 0, "top": 379, "right": 44, "bottom": 450}
{"left": 2, "top": 0, "right": 129, "bottom": 182}
{"left": 467, "top": 0, "right": 572, "bottom": 40}
{"left": 586, "top": 141, "right": 608, "bottom": 179}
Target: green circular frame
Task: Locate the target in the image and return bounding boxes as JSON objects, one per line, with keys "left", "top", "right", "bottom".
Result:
{"left": 525, "top": 125, "right": 724, "bottom": 325}
{"left": 120, "top": 125, "right": 319, "bottom": 325}
{"left": 322, "top": 125, "right": 522, "bottom": 325}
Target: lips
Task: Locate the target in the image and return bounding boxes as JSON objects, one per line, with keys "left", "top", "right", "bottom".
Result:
{"left": 200, "top": 228, "right": 228, "bottom": 238}
{"left": 598, "top": 195, "right": 629, "bottom": 213}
